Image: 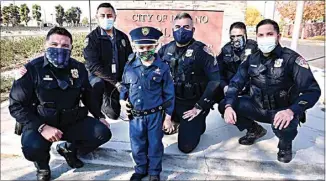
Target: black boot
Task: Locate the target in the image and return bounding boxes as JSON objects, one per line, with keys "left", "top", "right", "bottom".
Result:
{"left": 149, "top": 175, "right": 160, "bottom": 181}
{"left": 56, "top": 142, "right": 84, "bottom": 168}
{"left": 130, "top": 173, "right": 148, "bottom": 181}
{"left": 34, "top": 162, "right": 51, "bottom": 181}
{"left": 277, "top": 140, "right": 293, "bottom": 163}
{"left": 239, "top": 123, "right": 267, "bottom": 145}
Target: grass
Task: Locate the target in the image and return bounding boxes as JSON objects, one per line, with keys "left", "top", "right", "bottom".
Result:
{"left": 1, "top": 77, "right": 14, "bottom": 102}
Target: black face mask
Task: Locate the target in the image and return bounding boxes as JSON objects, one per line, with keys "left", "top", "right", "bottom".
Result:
{"left": 230, "top": 35, "right": 246, "bottom": 51}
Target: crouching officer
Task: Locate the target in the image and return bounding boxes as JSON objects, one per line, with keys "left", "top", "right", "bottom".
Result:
{"left": 216, "top": 22, "right": 258, "bottom": 104}
{"left": 9, "top": 27, "right": 112, "bottom": 181}
{"left": 158, "top": 12, "right": 220, "bottom": 153}
{"left": 219, "top": 19, "right": 321, "bottom": 163}
{"left": 83, "top": 3, "right": 133, "bottom": 120}
{"left": 120, "top": 27, "right": 175, "bottom": 181}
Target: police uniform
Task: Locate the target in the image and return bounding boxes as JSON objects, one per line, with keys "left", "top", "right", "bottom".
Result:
{"left": 83, "top": 26, "right": 133, "bottom": 120}
{"left": 9, "top": 56, "right": 112, "bottom": 179}
{"left": 216, "top": 39, "right": 258, "bottom": 103}
{"left": 158, "top": 39, "right": 220, "bottom": 153}
{"left": 219, "top": 44, "right": 321, "bottom": 162}
{"left": 120, "top": 27, "right": 175, "bottom": 180}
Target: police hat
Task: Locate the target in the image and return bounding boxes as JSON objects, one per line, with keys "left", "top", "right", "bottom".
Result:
{"left": 129, "top": 26, "right": 163, "bottom": 45}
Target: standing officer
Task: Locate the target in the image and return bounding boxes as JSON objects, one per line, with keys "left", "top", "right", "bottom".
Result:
{"left": 120, "top": 27, "right": 175, "bottom": 181}
{"left": 219, "top": 19, "right": 321, "bottom": 163}
{"left": 158, "top": 13, "right": 220, "bottom": 153}
{"left": 83, "top": 3, "right": 133, "bottom": 120}
{"left": 216, "top": 22, "right": 258, "bottom": 104}
{"left": 9, "top": 27, "right": 112, "bottom": 181}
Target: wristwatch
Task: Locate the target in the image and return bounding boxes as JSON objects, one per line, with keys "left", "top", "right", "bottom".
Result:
{"left": 194, "top": 103, "right": 203, "bottom": 111}
{"left": 38, "top": 124, "right": 46, "bottom": 133}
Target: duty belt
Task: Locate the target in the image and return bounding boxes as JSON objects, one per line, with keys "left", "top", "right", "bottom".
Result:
{"left": 131, "top": 105, "right": 164, "bottom": 117}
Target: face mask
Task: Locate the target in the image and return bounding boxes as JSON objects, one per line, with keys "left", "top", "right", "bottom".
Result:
{"left": 45, "top": 47, "right": 71, "bottom": 69}
{"left": 173, "top": 27, "right": 194, "bottom": 45}
{"left": 99, "top": 18, "right": 114, "bottom": 30}
{"left": 137, "top": 49, "right": 155, "bottom": 62}
{"left": 230, "top": 35, "right": 246, "bottom": 51}
{"left": 257, "top": 37, "right": 277, "bottom": 53}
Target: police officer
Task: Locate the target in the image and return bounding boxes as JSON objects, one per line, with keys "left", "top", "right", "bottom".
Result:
{"left": 216, "top": 22, "right": 258, "bottom": 104}
{"left": 158, "top": 13, "right": 220, "bottom": 153}
{"left": 120, "top": 27, "right": 175, "bottom": 181}
{"left": 219, "top": 19, "right": 321, "bottom": 163}
{"left": 9, "top": 27, "right": 112, "bottom": 181}
{"left": 83, "top": 3, "right": 133, "bottom": 120}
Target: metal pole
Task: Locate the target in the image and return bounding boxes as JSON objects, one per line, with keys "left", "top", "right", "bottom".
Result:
{"left": 291, "top": 1, "right": 304, "bottom": 51}
{"left": 89, "top": 0, "right": 92, "bottom": 32}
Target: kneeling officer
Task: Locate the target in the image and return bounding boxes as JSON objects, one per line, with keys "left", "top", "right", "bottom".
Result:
{"left": 9, "top": 27, "right": 112, "bottom": 181}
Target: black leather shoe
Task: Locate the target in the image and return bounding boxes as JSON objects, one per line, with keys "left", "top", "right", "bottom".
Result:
{"left": 277, "top": 141, "right": 293, "bottom": 163}
{"left": 34, "top": 162, "right": 51, "bottom": 181}
{"left": 149, "top": 175, "right": 160, "bottom": 181}
{"left": 130, "top": 173, "right": 148, "bottom": 181}
{"left": 56, "top": 143, "right": 84, "bottom": 168}
{"left": 239, "top": 123, "right": 267, "bottom": 145}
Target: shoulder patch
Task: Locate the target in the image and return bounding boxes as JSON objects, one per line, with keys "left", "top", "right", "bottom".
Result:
{"left": 15, "top": 66, "right": 27, "bottom": 80}
{"left": 203, "top": 46, "right": 214, "bottom": 56}
{"left": 84, "top": 37, "right": 89, "bottom": 48}
{"left": 295, "top": 56, "right": 309, "bottom": 69}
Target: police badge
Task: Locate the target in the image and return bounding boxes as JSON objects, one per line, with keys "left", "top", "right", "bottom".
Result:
{"left": 142, "top": 27, "right": 150, "bottom": 36}
{"left": 245, "top": 49, "right": 252, "bottom": 56}
{"left": 274, "top": 58, "right": 283, "bottom": 68}
{"left": 185, "top": 49, "right": 193, "bottom": 57}
{"left": 121, "top": 39, "right": 126, "bottom": 47}
{"left": 71, "top": 69, "right": 79, "bottom": 79}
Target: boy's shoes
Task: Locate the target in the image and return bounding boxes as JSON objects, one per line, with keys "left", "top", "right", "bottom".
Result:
{"left": 130, "top": 173, "right": 148, "bottom": 181}
{"left": 149, "top": 175, "right": 160, "bottom": 181}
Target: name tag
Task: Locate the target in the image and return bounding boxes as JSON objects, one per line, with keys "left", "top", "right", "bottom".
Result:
{"left": 112, "top": 64, "right": 116, "bottom": 74}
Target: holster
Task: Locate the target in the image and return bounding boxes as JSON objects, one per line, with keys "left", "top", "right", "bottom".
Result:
{"left": 14, "top": 122, "right": 23, "bottom": 135}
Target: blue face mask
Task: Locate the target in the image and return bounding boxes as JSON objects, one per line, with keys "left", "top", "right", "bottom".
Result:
{"left": 100, "top": 18, "right": 114, "bottom": 30}
{"left": 173, "top": 27, "right": 194, "bottom": 45}
{"left": 45, "top": 47, "right": 71, "bottom": 69}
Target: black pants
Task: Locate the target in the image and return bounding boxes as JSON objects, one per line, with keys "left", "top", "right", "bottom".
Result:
{"left": 173, "top": 103, "right": 209, "bottom": 153}
{"left": 89, "top": 74, "right": 121, "bottom": 120}
{"left": 21, "top": 116, "right": 111, "bottom": 165}
{"left": 218, "top": 96, "right": 299, "bottom": 142}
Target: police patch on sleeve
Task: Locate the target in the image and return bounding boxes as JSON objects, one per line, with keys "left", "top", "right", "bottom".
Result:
{"left": 84, "top": 37, "right": 89, "bottom": 48}
{"left": 203, "top": 46, "right": 214, "bottom": 56}
{"left": 15, "top": 66, "right": 27, "bottom": 80}
{"left": 295, "top": 56, "right": 309, "bottom": 69}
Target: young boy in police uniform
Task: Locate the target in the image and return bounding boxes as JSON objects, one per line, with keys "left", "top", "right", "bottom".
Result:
{"left": 119, "top": 27, "right": 175, "bottom": 181}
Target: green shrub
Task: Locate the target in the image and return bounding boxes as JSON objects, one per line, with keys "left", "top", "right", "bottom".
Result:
{"left": 307, "top": 36, "right": 325, "bottom": 41}
{"left": 0, "top": 33, "right": 87, "bottom": 71}
{"left": 0, "top": 77, "right": 14, "bottom": 102}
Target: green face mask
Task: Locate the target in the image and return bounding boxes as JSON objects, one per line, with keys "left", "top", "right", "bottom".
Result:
{"left": 138, "top": 49, "right": 155, "bottom": 61}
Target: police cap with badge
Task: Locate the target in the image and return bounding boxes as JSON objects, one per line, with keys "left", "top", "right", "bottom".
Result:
{"left": 129, "top": 26, "right": 163, "bottom": 46}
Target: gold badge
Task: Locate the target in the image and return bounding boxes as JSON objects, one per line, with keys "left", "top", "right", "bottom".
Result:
{"left": 274, "top": 58, "right": 283, "bottom": 68}
{"left": 185, "top": 49, "right": 193, "bottom": 57}
{"left": 142, "top": 27, "right": 150, "bottom": 36}
{"left": 71, "top": 69, "right": 79, "bottom": 79}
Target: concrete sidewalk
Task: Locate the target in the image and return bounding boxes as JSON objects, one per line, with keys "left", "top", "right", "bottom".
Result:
{"left": 1, "top": 100, "right": 325, "bottom": 180}
{"left": 1, "top": 67, "right": 325, "bottom": 180}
